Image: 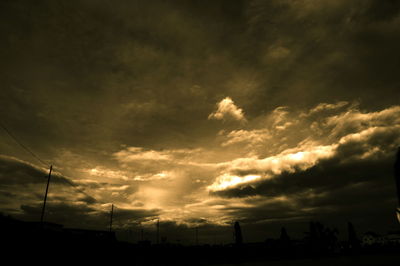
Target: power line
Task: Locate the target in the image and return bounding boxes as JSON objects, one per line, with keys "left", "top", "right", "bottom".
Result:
{"left": 0, "top": 121, "right": 116, "bottom": 231}
{"left": 0, "top": 122, "right": 49, "bottom": 167}
{"left": 0, "top": 121, "right": 122, "bottom": 236}
{"left": 110, "top": 204, "right": 114, "bottom": 232}
{"left": 0, "top": 121, "right": 103, "bottom": 205}
{"left": 52, "top": 167, "right": 103, "bottom": 204}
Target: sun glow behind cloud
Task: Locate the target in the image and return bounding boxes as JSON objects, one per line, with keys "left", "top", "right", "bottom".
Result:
{"left": 70, "top": 102, "right": 400, "bottom": 227}
{"left": 34, "top": 99, "right": 394, "bottom": 230}
{"left": 1, "top": 99, "right": 400, "bottom": 233}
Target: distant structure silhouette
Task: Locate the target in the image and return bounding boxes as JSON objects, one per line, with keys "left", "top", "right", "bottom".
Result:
{"left": 234, "top": 221, "right": 243, "bottom": 245}
{"left": 395, "top": 147, "right": 400, "bottom": 223}
{"left": 348, "top": 222, "right": 360, "bottom": 249}
{"left": 279, "top": 227, "right": 291, "bottom": 249}
{"left": 280, "top": 227, "right": 290, "bottom": 242}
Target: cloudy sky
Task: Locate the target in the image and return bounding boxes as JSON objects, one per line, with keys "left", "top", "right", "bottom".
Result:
{"left": 1, "top": 0, "right": 400, "bottom": 244}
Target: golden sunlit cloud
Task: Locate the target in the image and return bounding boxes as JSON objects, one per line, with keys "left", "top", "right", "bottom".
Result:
{"left": 208, "top": 97, "right": 247, "bottom": 122}
{"left": 209, "top": 145, "right": 336, "bottom": 192}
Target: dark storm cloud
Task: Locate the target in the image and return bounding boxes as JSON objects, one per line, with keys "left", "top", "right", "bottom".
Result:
{"left": 356, "top": 0, "right": 400, "bottom": 22}
{"left": 239, "top": 0, "right": 400, "bottom": 113}
{"left": 222, "top": 189, "right": 397, "bottom": 240}
{"left": 0, "top": 155, "right": 96, "bottom": 205}
{"left": 216, "top": 146, "right": 396, "bottom": 198}
{"left": 0, "top": 0, "right": 247, "bottom": 153}
{"left": 0, "top": 155, "right": 98, "bottom": 216}
{"left": 16, "top": 202, "right": 158, "bottom": 229}
{"left": 0, "top": 155, "right": 73, "bottom": 185}
{"left": 1, "top": 0, "right": 399, "bottom": 155}
{"left": 18, "top": 202, "right": 98, "bottom": 225}
{"left": 112, "top": 206, "right": 160, "bottom": 224}
{"left": 210, "top": 163, "right": 398, "bottom": 239}
{"left": 206, "top": 101, "right": 400, "bottom": 238}
{"left": 0, "top": 155, "right": 161, "bottom": 228}
{"left": 212, "top": 117, "right": 399, "bottom": 198}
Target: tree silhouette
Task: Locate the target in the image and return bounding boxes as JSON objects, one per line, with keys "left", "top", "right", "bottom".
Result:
{"left": 305, "top": 221, "right": 338, "bottom": 253}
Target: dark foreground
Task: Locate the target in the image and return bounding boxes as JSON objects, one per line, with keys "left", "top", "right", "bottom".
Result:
{"left": 2, "top": 215, "right": 399, "bottom": 265}
{"left": 209, "top": 253, "right": 400, "bottom": 266}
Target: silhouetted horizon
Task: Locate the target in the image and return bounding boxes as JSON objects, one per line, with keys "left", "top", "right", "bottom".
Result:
{"left": 1, "top": 1, "right": 400, "bottom": 264}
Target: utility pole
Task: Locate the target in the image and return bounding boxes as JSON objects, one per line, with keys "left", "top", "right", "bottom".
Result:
{"left": 232, "top": 221, "right": 235, "bottom": 243}
{"left": 395, "top": 147, "right": 400, "bottom": 223}
{"left": 195, "top": 227, "right": 199, "bottom": 246}
{"left": 40, "top": 165, "right": 52, "bottom": 225}
{"left": 109, "top": 204, "right": 114, "bottom": 232}
{"left": 156, "top": 219, "right": 160, "bottom": 244}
